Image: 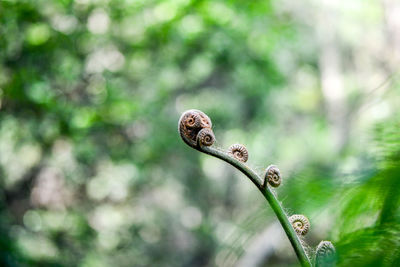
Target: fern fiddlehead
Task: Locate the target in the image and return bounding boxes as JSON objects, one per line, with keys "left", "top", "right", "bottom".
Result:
{"left": 315, "top": 241, "right": 336, "bottom": 267}
{"left": 197, "top": 128, "right": 215, "bottom": 146}
{"left": 179, "top": 109, "right": 213, "bottom": 149}
{"left": 178, "top": 109, "right": 335, "bottom": 267}
{"left": 228, "top": 144, "right": 249, "bottom": 163}
{"left": 264, "top": 165, "right": 282, "bottom": 188}
{"left": 289, "top": 214, "right": 310, "bottom": 236}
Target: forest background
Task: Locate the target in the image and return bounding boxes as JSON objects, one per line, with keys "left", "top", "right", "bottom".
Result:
{"left": 1, "top": 0, "right": 400, "bottom": 266}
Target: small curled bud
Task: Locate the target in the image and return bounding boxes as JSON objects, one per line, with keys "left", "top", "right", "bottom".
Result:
{"left": 178, "top": 110, "right": 213, "bottom": 148}
{"left": 264, "top": 165, "right": 281, "bottom": 187}
{"left": 197, "top": 128, "right": 215, "bottom": 146}
{"left": 228, "top": 144, "right": 249, "bottom": 162}
{"left": 184, "top": 112, "right": 201, "bottom": 128}
{"left": 289, "top": 214, "right": 310, "bottom": 235}
{"left": 315, "top": 241, "right": 336, "bottom": 267}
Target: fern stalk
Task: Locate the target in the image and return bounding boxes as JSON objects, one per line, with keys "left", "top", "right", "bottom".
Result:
{"left": 178, "top": 109, "right": 334, "bottom": 267}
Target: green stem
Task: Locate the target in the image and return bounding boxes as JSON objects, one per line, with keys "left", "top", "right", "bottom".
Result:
{"left": 201, "top": 145, "right": 311, "bottom": 267}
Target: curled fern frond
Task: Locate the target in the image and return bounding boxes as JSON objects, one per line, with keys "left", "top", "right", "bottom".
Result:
{"left": 178, "top": 109, "right": 315, "bottom": 267}
{"left": 289, "top": 214, "right": 310, "bottom": 236}
{"left": 184, "top": 112, "right": 202, "bottom": 128}
{"left": 178, "top": 109, "right": 213, "bottom": 149}
{"left": 315, "top": 241, "right": 336, "bottom": 267}
{"left": 264, "top": 165, "right": 281, "bottom": 187}
{"left": 228, "top": 144, "right": 249, "bottom": 162}
{"left": 197, "top": 128, "right": 215, "bottom": 146}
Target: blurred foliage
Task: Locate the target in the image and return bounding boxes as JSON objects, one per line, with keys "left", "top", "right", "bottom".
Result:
{"left": 0, "top": 0, "right": 400, "bottom": 266}
{"left": 332, "top": 117, "right": 400, "bottom": 267}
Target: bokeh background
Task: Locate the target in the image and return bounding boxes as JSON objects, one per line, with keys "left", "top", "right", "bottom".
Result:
{"left": 1, "top": 0, "right": 400, "bottom": 266}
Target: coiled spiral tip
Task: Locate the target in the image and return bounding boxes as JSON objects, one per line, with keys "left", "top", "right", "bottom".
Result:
{"left": 184, "top": 112, "right": 201, "bottom": 128}
{"left": 264, "top": 165, "right": 281, "bottom": 187}
{"left": 315, "top": 241, "right": 336, "bottom": 267}
{"left": 178, "top": 109, "right": 214, "bottom": 149}
{"left": 197, "top": 128, "right": 215, "bottom": 146}
{"left": 228, "top": 144, "right": 249, "bottom": 162}
{"left": 289, "top": 214, "right": 310, "bottom": 236}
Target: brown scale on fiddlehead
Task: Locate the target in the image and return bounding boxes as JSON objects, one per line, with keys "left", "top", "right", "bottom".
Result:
{"left": 228, "top": 144, "right": 249, "bottom": 162}
{"left": 178, "top": 109, "right": 214, "bottom": 149}
{"left": 315, "top": 241, "right": 336, "bottom": 267}
{"left": 289, "top": 214, "right": 310, "bottom": 236}
{"left": 264, "top": 165, "right": 281, "bottom": 187}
